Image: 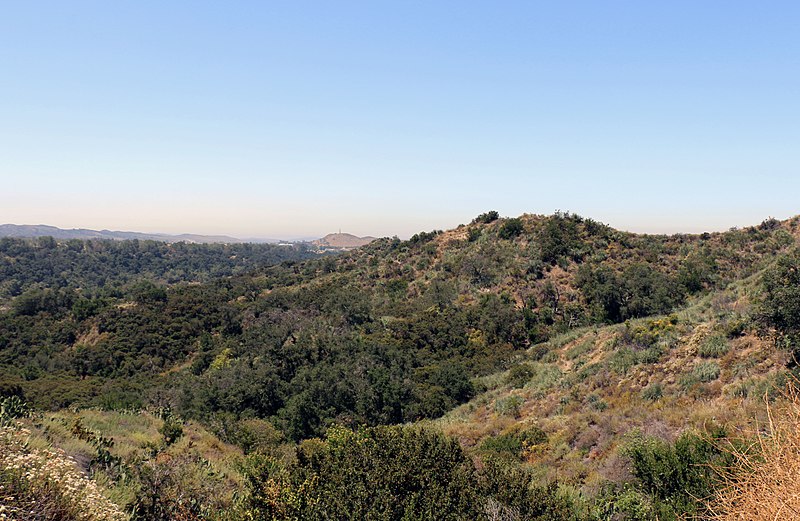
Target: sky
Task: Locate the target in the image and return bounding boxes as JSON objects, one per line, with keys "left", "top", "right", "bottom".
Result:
{"left": 1, "top": 1, "right": 799, "bottom": 239}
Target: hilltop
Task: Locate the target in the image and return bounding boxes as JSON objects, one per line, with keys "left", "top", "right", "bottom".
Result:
{"left": 311, "top": 231, "right": 377, "bottom": 250}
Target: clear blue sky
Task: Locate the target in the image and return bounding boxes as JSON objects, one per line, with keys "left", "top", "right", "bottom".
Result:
{"left": 1, "top": 1, "right": 798, "bottom": 239}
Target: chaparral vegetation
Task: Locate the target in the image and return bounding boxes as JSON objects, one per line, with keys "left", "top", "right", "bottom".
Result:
{"left": 3, "top": 212, "right": 800, "bottom": 520}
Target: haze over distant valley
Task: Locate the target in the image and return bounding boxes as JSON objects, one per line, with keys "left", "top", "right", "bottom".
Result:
{"left": 0, "top": 223, "right": 379, "bottom": 247}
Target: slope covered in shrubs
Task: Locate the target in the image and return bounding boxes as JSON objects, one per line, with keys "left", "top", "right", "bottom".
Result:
{"left": 3, "top": 212, "right": 800, "bottom": 519}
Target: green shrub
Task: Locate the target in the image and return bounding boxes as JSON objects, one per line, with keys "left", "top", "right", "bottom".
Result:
{"left": 609, "top": 348, "right": 638, "bottom": 374}
{"left": 131, "top": 451, "right": 235, "bottom": 520}
{"left": 526, "top": 363, "right": 563, "bottom": 393}
{"left": 590, "top": 484, "right": 657, "bottom": 521}
{"left": 699, "top": 335, "right": 729, "bottom": 358}
{"left": 760, "top": 250, "right": 800, "bottom": 332}
{"left": 566, "top": 340, "right": 593, "bottom": 360}
{"left": 0, "top": 395, "right": 30, "bottom": 426}
{"left": 587, "top": 393, "right": 608, "bottom": 411}
{"left": 638, "top": 345, "right": 665, "bottom": 365}
{"left": 495, "top": 395, "right": 524, "bottom": 417}
{"left": 498, "top": 218, "right": 524, "bottom": 240}
{"left": 576, "top": 362, "right": 602, "bottom": 381}
{"left": 693, "top": 361, "right": 721, "bottom": 382}
{"left": 506, "top": 363, "right": 535, "bottom": 388}
{"left": 622, "top": 429, "right": 732, "bottom": 519}
{"left": 540, "top": 212, "right": 583, "bottom": 264}
{"left": 472, "top": 210, "right": 499, "bottom": 224}
{"left": 679, "top": 362, "right": 721, "bottom": 391}
{"left": 721, "top": 315, "right": 749, "bottom": 338}
{"left": 622, "top": 316, "right": 678, "bottom": 348}
{"left": 480, "top": 426, "right": 548, "bottom": 460}
{"left": 231, "top": 418, "right": 285, "bottom": 454}
{"left": 241, "top": 425, "right": 576, "bottom": 520}
{"left": 679, "top": 373, "right": 700, "bottom": 391}
{"left": 641, "top": 383, "right": 663, "bottom": 401}
{"left": 159, "top": 417, "right": 184, "bottom": 446}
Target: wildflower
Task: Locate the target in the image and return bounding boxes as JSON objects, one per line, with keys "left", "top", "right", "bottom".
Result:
{"left": 0, "top": 424, "right": 126, "bottom": 521}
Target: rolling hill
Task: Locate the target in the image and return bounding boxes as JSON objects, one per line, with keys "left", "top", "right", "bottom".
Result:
{"left": 2, "top": 211, "right": 800, "bottom": 520}
{"left": 0, "top": 223, "right": 245, "bottom": 244}
{"left": 311, "top": 232, "right": 377, "bottom": 250}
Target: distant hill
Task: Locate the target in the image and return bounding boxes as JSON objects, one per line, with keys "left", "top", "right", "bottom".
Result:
{"left": 0, "top": 224, "right": 243, "bottom": 244}
{"left": 312, "top": 232, "right": 376, "bottom": 250}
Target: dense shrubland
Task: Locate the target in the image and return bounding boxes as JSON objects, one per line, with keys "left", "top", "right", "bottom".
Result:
{"left": 0, "top": 237, "right": 314, "bottom": 302}
{"left": 2, "top": 212, "right": 800, "bottom": 519}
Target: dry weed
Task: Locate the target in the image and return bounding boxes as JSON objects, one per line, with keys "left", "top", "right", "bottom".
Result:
{"left": 706, "top": 383, "right": 800, "bottom": 520}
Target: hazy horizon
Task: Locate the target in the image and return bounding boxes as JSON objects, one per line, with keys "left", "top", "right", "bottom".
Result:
{"left": 2, "top": 2, "right": 798, "bottom": 239}
{"left": 1, "top": 208, "right": 794, "bottom": 242}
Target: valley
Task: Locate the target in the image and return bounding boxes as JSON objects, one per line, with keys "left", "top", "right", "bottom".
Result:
{"left": 1, "top": 211, "right": 799, "bottom": 520}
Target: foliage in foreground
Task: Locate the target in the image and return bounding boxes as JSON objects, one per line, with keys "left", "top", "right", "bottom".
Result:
{"left": 621, "top": 429, "right": 733, "bottom": 520}
{"left": 706, "top": 384, "right": 800, "bottom": 520}
{"left": 0, "top": 423, "right": 126, "bottom": 521}
{"left": 242, "top": 424, "right": 574, "bottom": 521}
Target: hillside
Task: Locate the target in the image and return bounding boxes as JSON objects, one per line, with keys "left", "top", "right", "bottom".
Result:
{"left": 311, "top": 232, "right": 376, "bottom": 250}
{"left": 0, "top": 236, "right": 317, "bottom": 306}
{"left": 2, "top": 211, "right": 800, "bottom": 519}
{"left": 438, "top": 277, "right": 785, "bottom": 492}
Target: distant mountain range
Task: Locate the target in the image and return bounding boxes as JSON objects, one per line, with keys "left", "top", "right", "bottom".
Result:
{"left": 0, "top": 224, "right": 246, "bottom": 244}
{"left": 0, "top": 224, "right": 378, "bottom": 247}
{"left": 311, "top": 232, "right": 377, "bottom": 250}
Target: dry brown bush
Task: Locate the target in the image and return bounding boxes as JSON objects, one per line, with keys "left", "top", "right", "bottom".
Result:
{"left": 706, "top": 384, "right": 800, "bottom": 520}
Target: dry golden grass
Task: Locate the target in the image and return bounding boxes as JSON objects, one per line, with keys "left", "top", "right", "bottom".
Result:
{"left": 706, "top": 384, "right": 800, "bottom": 520}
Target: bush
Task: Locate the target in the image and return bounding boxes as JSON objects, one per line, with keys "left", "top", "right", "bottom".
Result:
{"left": 623, "top": 429, "right": 732, "bottom": 519}
{"left": 0, "top": 395, "right": 30, "bottom": 426}
{"left": 472, "top": 211, "right": 499, "bottom": 224}
{"left": 506, "top": 363, "right": 535, "bottom": 388}
{"left": 759, "top": 250, "right": 800, "bottom": 362}
{"left": 694, "top": 361, "right": 721, "bottom": 382}
{"left": 641, "top": 383, "right": 663, "bottom": 401}
{"left": 480, "top": 426, "right": 548, "bottom": 460}
{"left": 708, "top": 385, "right": 800, "bottom": 519}
{"left": 130, "top": 451, "right": 235, "bottom": 520}
{"left": 566, "top": 340, "right": 593, "bottom": 360}
{"left": 245, "top": 425, "right": 479, "bottom": 519}
{"left": 590, "top": 483, "right": 657, "bottom": 521}
{"left": 158, "top": 412, "right": 184, "bottom": 446}
{"left": 243, "top": 424, "right": 574, "bottom": 520}
{"left": 540, "top": 212, "right": 582, "bottom": 264}
{"left": 230, "top": 418, "right": 285, "bottom": 454}
{"left": 495, "top": 395, "right": 524, "bottom": 418}
{"left": 587, "top": 393, "right": 608, "bottom": 411}
{"left": 680, "top": 362, "right": 721, "bottom": 392}
{"left": 578, "top": 263, "right": 685, "bottom": 323}
{"left": 699, "top": 335, "right": 729, "bottom": 358}
{"left": 498, "top": 218, "right": 524, "bottom": 240}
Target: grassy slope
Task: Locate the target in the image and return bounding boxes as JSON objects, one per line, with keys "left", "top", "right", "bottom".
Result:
{"left": 436, "top": 270, "right": 788, "bottom": 495}
{"left": 16, "top": 409, "right": 245, "bottom": 516}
